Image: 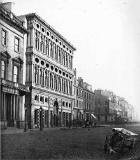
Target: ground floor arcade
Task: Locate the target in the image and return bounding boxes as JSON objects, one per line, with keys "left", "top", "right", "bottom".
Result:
{"left": 25, "top": 88, "right": 74, "bottom": 129}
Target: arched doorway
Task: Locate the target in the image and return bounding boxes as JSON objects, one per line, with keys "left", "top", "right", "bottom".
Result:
{"left": 53, "top": 99, "right": 59, "bottom": 127}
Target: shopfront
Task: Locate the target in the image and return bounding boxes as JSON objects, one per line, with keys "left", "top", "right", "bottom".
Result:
{"left": 1, "top": 79, "right": 29, "bottom": 129}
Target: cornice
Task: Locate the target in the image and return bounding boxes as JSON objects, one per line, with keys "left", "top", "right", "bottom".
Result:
{"left": 25, "top": 13, "right": 76, "bottom": 51}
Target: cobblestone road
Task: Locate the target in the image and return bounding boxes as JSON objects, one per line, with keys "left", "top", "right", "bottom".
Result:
{"left": 1, "top": 124, "right": 140, "bottom": 160}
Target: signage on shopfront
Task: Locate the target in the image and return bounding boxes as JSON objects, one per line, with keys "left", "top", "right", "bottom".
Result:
{"left": 2, "top": 86, "right": 19, "bottom": 95}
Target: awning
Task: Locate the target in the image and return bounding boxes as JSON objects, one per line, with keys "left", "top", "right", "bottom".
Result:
{"left": 91, "top": 113, "right": 97, "bottom": 119}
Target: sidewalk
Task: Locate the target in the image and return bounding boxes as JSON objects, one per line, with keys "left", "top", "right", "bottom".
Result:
{"left": 1, "top": 124, "right": 109, "bottom": 135}
{"left": 1, "top": 127, "right": 64, "bottom": 135}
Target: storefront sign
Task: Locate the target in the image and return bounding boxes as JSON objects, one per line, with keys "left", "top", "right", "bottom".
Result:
{"left": 2, "top": 86, "right": 19, "bottom": 95}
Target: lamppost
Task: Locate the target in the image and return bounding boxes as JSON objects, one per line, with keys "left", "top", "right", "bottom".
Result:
{"left": 54, "top": 98, "right": 59, "bottom": 127}
{"left": 24, "top": 104, "right": 28, "bottom": 132}
{"left": 40, "top": 106, "right": 43, "bottom": 131}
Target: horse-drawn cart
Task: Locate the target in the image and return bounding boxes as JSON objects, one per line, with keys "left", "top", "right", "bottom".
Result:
{"left": 104, "top": 128, "right": 138, "bottom": 154}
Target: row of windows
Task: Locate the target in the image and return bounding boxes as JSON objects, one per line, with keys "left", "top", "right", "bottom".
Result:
{"left": 75, "top": 87, "right": 94, "bottom": 100}
{"left": 34, "top": 95, "right": 71, "bottom": 108}
{"left": 35, "top": 22, "right": 72, "bottom": 53}
{"left": 34, "top": 65, "right": 73, "bottom": 95}
{"left": 76, "top": 88, "right": 83, "bottom": 97}
{"left": 1, "top": 60, "right": 19, "bottom": 83}
{"left": 35, "top": 30, "right": 73, "bottom": 69}
{"left": 1, "top": 28, "right": 20, "bottom": 53}
{"left": 85, "top": 103, "right": 91, "bottom": 111}
{"left": 34, "top": 58, "right": 72, "bottom": 79}
{"left": 83, "top": 91, "right": 94, "bottom": 100}
{"left": 76, "top": 100, "right": 83, "bottom": 109}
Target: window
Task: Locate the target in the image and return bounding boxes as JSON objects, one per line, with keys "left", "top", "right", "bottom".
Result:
{"left": 14, "top": 37, "right": 20, "bottom": 52}
{"left": 13, "top": 66, "right": 18, "bottom": 82}
{"left": 40, "top": 96, "right": 44, "bottom": 103}
{"left": 35, "top": 95, "right": 39, "bottom": 101}
{"left": 2, "top": 29, "right": 7, "bottom": 46}
{"left": 1, "top": 61, "right": 6, "bottom": 79}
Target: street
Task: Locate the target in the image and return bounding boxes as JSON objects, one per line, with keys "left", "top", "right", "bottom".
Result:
{"left": 1, "top": 123, "right": 140, "bottom": 160}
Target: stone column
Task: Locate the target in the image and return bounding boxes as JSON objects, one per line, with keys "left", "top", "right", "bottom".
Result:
{"left": 13, "top": 95, "right": 16, "bottom": 126}
{"left": 48, "top": 98, "right": 51, "bottom": 128}
{"left": 10, "top": 94, "right": 14, "bottom": 126}
{"left": 3, "top": 92, "right": 7, "bottom": 128}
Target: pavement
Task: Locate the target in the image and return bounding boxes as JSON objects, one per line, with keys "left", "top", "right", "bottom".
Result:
{"left": 1, "top": 123, "right": 140, "bottom": 160}
{"left": 1, "top": 127, "right": 62, "bottom": 135}
{"left": 1, "top": 125, "right": 108, "bottom": 135}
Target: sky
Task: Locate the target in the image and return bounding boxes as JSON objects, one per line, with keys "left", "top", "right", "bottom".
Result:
{"left": 2, "top": 0, "right": 140, "bottom": 119}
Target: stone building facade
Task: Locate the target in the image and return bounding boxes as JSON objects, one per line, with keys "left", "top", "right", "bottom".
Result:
{"left": 73, "top": 76, "right": 84, "bottom": 121}
{"left": 82, "top": 81, "right": 95, "bottom": 121}
{"left": 22, "top": 13, "right": 76, "bottom": 128}
{"left": 94, "top": 89, "right": 134, "bottom": 123}
{"left": 0, "top": 2, "right": 29, "bottom": 129}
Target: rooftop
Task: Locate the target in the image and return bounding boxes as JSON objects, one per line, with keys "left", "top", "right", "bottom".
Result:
{"left": 24, "top": 13, "right": 76, "bottom": 51}
{"left": 0, "top": 3, "right": 27, "bottom": 33}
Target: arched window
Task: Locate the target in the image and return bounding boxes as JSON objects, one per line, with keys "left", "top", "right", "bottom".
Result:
{"left": 50, "top": 41, "right": 53, "bottom": 58}
{"left": 50, "top": 73, "right": 54, "bottom": 89}
{"left": 45, "top": 70, "right": 48, "bottom": 87}
{"left": 40, "top": 35, "right": 44, "bottom": 53}
{"left": 35, "top": 31, "right": 39, "bottom": 50}
{"left": 35, "top": 64, "right": 39, "bottom": 84}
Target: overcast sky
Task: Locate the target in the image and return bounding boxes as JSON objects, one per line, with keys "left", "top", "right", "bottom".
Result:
{"left": 2, "top": 0, "right": 140, "bottom": 119}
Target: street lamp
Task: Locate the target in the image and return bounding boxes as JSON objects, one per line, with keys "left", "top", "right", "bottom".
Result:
{"left": 40, "top": 106, "right": 43, "bottom": 131}
{"left": 24, "top": 104, "right": 28, "bottom": 132}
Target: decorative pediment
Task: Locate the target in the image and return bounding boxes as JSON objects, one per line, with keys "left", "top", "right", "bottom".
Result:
{"left": 12, "top": 57, "right": 23, "bottom": 64}
{"left": 1, "top": 51, "right": 11, "bottom": 59}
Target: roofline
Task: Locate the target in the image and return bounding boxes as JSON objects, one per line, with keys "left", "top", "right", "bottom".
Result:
{"left": 24, "top": 13, "right": 76, "bottom": 51}
{"left": 0, "top": 4, "right": 27, "bottom": 34}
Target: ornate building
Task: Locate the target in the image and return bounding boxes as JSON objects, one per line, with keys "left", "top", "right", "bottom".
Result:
{"left": 21, "top": 13, "right": 76, "bottom": 128}
{"left": 0, "top": 2, "right": 29, "bottom": 129}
